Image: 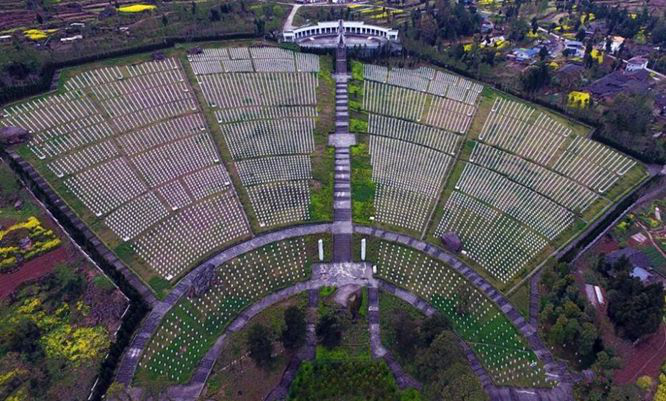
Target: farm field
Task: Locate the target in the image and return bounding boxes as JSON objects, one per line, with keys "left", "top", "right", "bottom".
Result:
{"left": 0, "top": 161, "right": 128, "bottom": 401}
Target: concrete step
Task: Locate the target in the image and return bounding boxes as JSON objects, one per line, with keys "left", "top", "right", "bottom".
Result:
{"left": 332, "top": 233, "right": 352, "bottom": 263}
{"left": 334, "top": 208, "right": 352, "bottom": 221}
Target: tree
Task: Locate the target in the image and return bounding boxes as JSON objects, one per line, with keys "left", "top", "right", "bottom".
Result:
{"left": 438, "top": 369, "right": 487, "bottom": 401}
{"left": 282, "top": 306, "right": 306, "bottom": 350}
{"left": 603, "top": 94, "right": 652, "bottom": 134}
{"left": 652, "top": 20, "right": 666, "bottom": 45}
{"left": 247, "top": 324, "right": 273, "bottom": 367}
{"left": 576, "top": 28, "right": 586, "bottom": 42}
{"left": 316, "top": 313, "right": 342, "bottom": 348}
{"left": 508, "top": 19, "right": 529, "bottom": 42}
{"left": 418, "top": 314, "right": 451, "bottom": 347}
{"left": 415, "top": 331, "right": 463, "bottom": 381}
{"left": 392, "top": 311, "right": 418, "bottom": 358}
{"left": 606, "top": 384, "right": 643, "bottom": 401}
{"left": 538, "top": 46, "right": 549, "bottom": 61}
{"left": 578, "top": 322, "right": 599, "bottom": 357}
{"left": 520, "top": 62, "right": 551, "bottom": 93}
{"left": 607, "top": 272, "right": 664, "bottom": 340}
{"left": 209, "top": 8, "right": 220, "bottom": 22}
{"left": 0, "top": 318, "right": 42, "bottom": 361}
{"left": 418, "top": 14, "right": 438, "bottom": 45}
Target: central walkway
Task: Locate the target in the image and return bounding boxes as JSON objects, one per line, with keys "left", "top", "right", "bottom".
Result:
{"left": 330, "top": 27, "right": 355, "bottom": 263}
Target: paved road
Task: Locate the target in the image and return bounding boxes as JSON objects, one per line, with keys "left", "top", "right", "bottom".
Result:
{"left": 282, "top": 3, "right": 301, "bottom": 32}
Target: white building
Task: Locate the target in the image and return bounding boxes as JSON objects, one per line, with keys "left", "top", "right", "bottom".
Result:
{"left": 626, "top": 56, "right": 649, "bottom": 72}
{"left": 564, "top": 40, "right": 585, "bottom": 58}
{"left": 283, "top": 20, "right": 399, "bottom": 43}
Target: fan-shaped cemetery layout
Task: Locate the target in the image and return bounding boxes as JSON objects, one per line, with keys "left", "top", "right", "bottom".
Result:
{"left": 432, "top": 94, "right": 648, "bottom": 285}
{"left": 2, "top": 56, "right": 252, "bottom": 285}
{"left": 372, "top": 240, "right": 550, "bottom": 388}
{"left": 352, "top": 63, "right": 647, "bottom": 288}
{"left": 357, "top": 64, "right": 483, "bottom": 232}
{"left": 189, "top": 47, "right": 324, "bottom": 228}
{"left": 136, "top": 236, "right": 321, "bottom": 383}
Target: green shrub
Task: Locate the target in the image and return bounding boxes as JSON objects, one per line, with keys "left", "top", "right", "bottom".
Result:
{"left": 350, "top": 118, "right": 368, "bottom": 133}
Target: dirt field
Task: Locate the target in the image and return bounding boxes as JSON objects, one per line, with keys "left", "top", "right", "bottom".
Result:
{"left": 613, "top": 325, "right": 666, "bottom": 384}
{"left": 0, "top": 246, "right": 69, "bottom": 299}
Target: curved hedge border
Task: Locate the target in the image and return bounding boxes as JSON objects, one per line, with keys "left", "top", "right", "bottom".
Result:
{"left": 0, "top": 150, "right": 155, "bottom": 400}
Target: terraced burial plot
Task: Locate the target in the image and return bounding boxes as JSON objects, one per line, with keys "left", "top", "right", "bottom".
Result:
{"left": 190, "top": 47, "right": 321, "bottom": 228}
{"left": 0, "top": 47, "right": 328, "bottom": 288}
{"left": 353, "top": 63, "right": 647, "bottom": 286}
{"left": 137, "top": 236, "right": 319, "bottom": 383}
{"left": 359, "top": 64, "right": 482, "bottom": 233}
{"left": 434, "top": 95, "right": 647, "bottom": 284}
{"left": 373, "top": 240, "right": 551, "bottom": 388}
{"left": 1, "top": 57, "right": 253, "bottom": 283}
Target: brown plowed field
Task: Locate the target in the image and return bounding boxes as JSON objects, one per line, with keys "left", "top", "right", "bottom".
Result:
{"left": 614, "top": 325, "right": 666, "bottom": 384}
{"left": 0, "top": 246, "right": 68, "bottom": 299}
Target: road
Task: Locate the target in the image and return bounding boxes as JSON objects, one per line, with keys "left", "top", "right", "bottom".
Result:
{"left": 283, "top": 3, "right": 301, "bottom": 32}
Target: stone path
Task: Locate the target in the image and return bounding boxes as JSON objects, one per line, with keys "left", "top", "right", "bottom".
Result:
{"left": 115, "top": 223, "right": 331, "bottom": 386}
{"left": 282, "top": 3, "right": 301, "bottom": 32}
{"left": 330, "top": 30, "right": 355, "bottom": 264}
{"left": 529, "top": 270, "right": 542, "bottom": 328}
{"left": 263, "top": 289, "right": 318, "bottom": 401}
{"left": 367, "top": 286, "right": 422, "bottom": 390}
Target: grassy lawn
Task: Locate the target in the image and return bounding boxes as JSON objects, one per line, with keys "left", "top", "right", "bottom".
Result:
{"left": 508, "top": 281, "right": 530, "bottom": 319}
{"left": 202, "top": 293, "right": 308, "bottom": 401}
{"left": 350, "top": 138, "right": 376, "bottom": 225}
{"left": 0, "top": 161, "right": 43, "bottom": 222}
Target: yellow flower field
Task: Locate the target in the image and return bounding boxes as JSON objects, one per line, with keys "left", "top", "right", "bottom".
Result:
{"left": 118, "top": 3, "right": 157, "bottom": 13}
{"left": 23, "top": 28, "right": 57, "bottom": 41}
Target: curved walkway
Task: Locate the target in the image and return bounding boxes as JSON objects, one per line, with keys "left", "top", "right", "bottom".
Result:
{"left": 115, "top": 226, "right": 576, "bottom": 400}
{"left": 115, "top": 223, "right": 332, "bottom": 385}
